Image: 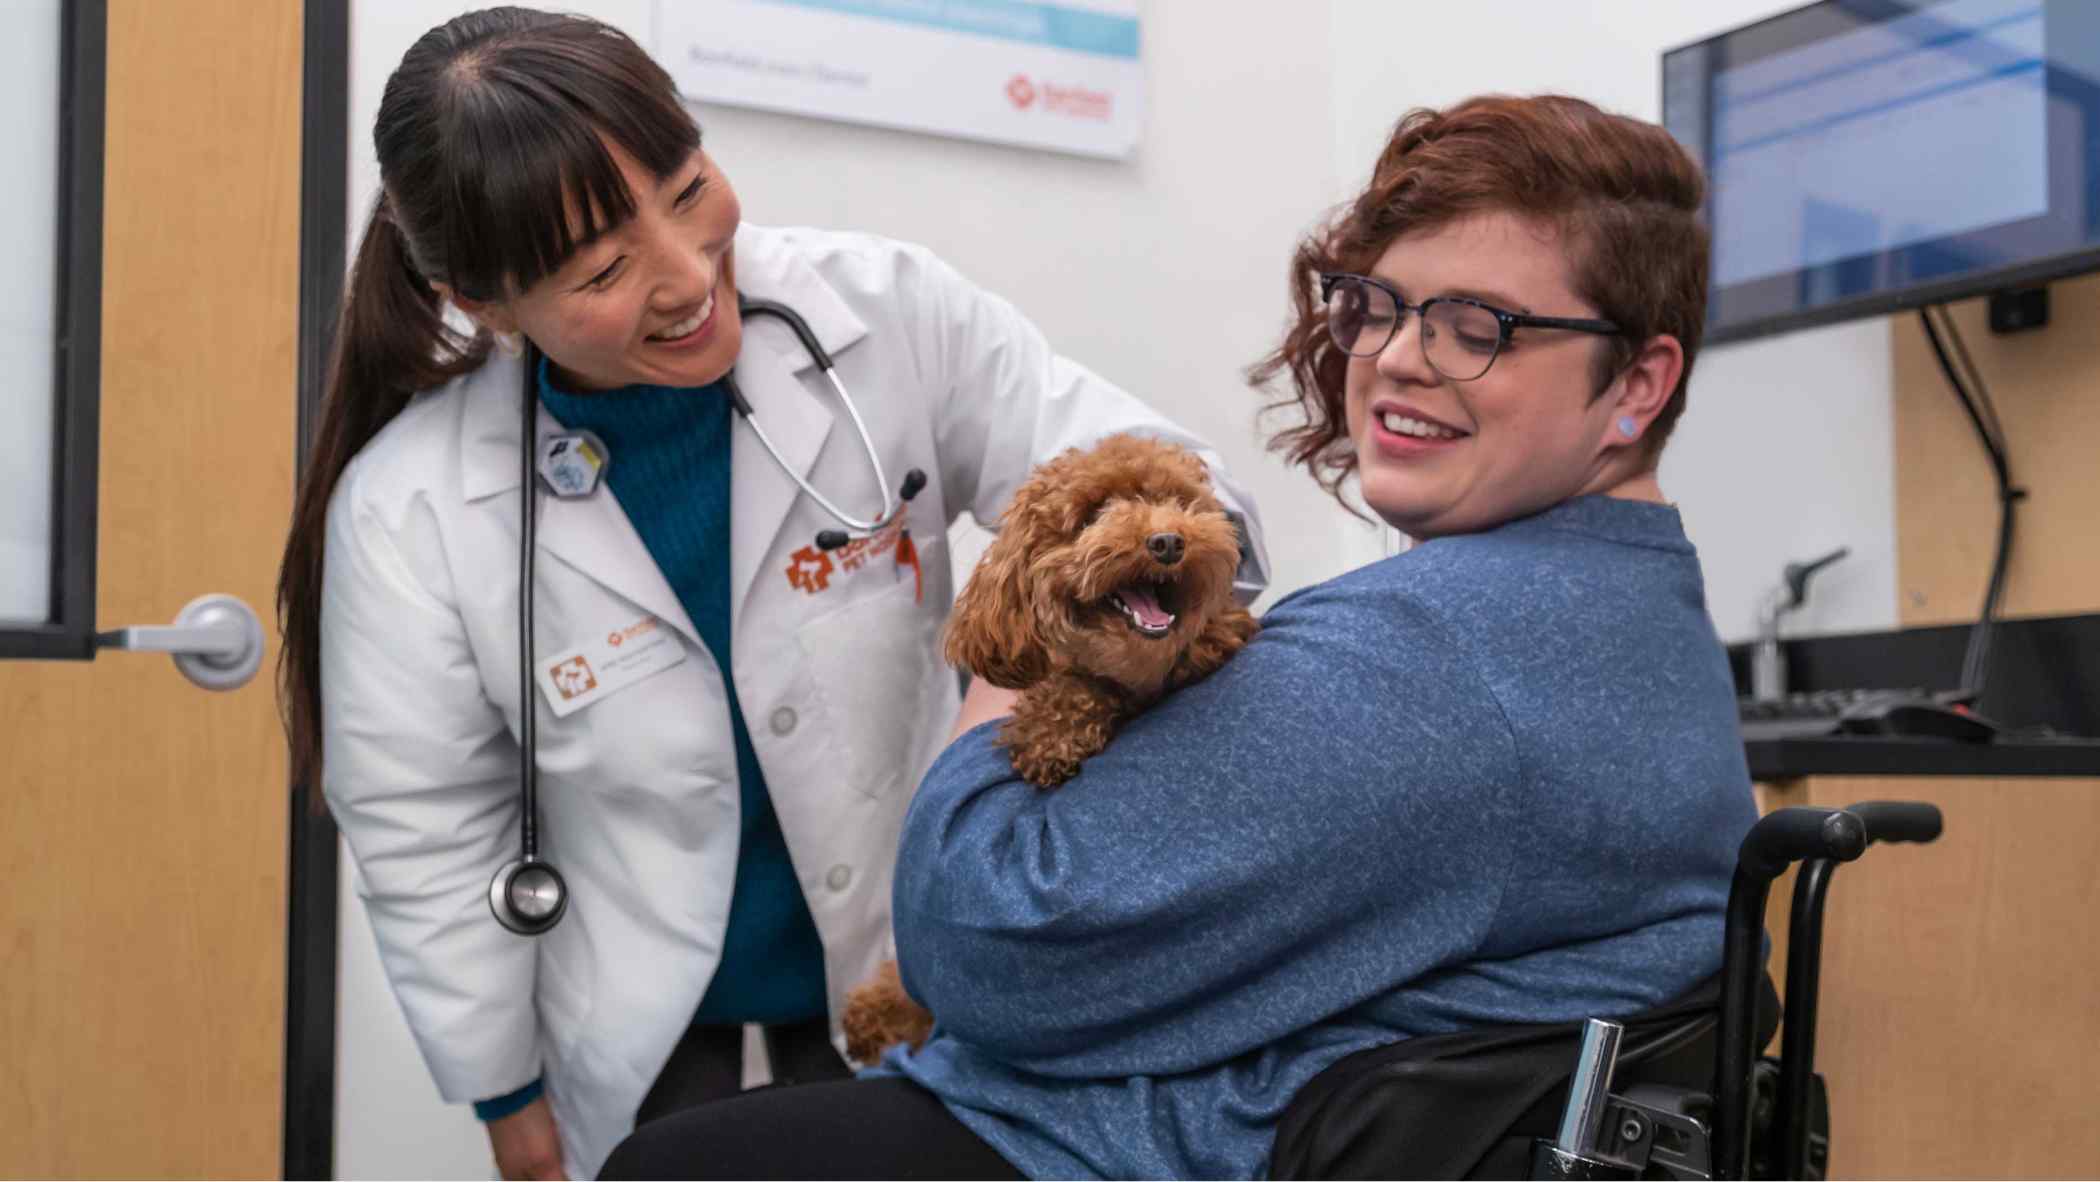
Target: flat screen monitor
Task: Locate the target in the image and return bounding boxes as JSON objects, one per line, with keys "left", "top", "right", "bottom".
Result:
{"left": 1663, "top": 0, "right": 2100, "bottom": 343}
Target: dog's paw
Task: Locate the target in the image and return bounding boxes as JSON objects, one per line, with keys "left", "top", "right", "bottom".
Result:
{"left": 841, "top": 961, "right": 935, "bottom": 1066}
{"left": 1171, "top": 605, "right": 1259, "bottom": 688}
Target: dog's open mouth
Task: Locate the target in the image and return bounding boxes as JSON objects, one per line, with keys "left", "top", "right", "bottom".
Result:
{"left": 1107, "top": 582, "right": 1178, "bottom": 638}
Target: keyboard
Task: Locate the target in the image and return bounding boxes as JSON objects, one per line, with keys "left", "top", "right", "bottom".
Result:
{"left": 1737, "top": 688, "right": 1931, "bottom": 743}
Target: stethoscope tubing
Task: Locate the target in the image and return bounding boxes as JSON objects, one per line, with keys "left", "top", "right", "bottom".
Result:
{"left": 729, "top": 298, "right": 903, "bottom": 537}
{"left": 518, "top": 346, "right": 541, "bottom": 863}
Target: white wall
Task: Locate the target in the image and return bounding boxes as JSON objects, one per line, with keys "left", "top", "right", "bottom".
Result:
{"left": 337, "top": 2, "right": 1908, "bottom": 1176}
{"left": 1328, "top": 0, "right": 1901, "bottom": 644}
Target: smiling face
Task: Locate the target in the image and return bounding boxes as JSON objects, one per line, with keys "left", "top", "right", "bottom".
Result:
{"left": 1344, "top": 211, "right": 1675, "bottom": 539}
{"left": 459, "top": 143, "right": 745, "bottom": 392}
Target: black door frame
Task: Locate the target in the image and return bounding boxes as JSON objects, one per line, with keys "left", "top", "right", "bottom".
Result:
{"left": 285, "top": 0, "right": 349, "bottom": 1175}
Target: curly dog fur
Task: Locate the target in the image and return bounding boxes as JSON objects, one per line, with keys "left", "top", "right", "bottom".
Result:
{"left": 840, "top": 433, "right": 1258, "bottom": 1065}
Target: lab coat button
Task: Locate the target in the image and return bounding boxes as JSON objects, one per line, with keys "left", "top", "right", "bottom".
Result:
{"left": 770, "top": 706, "right": 797, "bottom": 736}
{"left": 826, "top": 864, "right": 852, "bottom": 892}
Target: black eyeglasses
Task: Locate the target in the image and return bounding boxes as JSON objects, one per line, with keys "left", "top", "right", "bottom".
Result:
{"left": 1318, "top": 272, "right": 1622, "bottom": 382}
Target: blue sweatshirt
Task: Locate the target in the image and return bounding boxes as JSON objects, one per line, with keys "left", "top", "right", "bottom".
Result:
{"left": 876, "top": 495, "right": 1758, "bottom": 1179}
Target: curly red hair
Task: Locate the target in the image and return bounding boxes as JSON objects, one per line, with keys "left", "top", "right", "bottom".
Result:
{"left": 1249, "top": 94, "right": 1710, "bottom": 505}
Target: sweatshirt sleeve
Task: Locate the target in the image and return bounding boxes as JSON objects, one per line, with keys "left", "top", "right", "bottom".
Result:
{"left": 890, "top": 579, "right": 1524, "bottom": 1078}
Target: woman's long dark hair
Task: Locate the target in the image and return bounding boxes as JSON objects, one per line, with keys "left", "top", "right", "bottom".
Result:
{"left": 278, "top": 7, "right": 700, "bottom": 795}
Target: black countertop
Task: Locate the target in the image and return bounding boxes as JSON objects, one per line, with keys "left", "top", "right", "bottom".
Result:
{"left": 1744, "top": 734, "right": 2100, "bottom": 781}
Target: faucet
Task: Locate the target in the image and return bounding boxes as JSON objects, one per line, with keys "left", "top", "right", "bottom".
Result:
{"left": 1752, "top": 547, "right": 1849, "bottom": 701}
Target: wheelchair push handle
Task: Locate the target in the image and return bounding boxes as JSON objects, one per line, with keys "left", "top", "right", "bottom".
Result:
{"left": 1767, "top": 799, "right": 1943, "bottom": 1180}
{"left": 1715, "top": 807, "right": 1864, "bottom": 1179}
{"left": 1734, "top": 807, "right": 1867, "bottom": 882}
{"left": 1845, "top": 800, "right": 1943, "bottom": 846}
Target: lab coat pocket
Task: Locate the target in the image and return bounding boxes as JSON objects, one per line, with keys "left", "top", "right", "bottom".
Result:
{"left": 793, "top": 564, "right": 947, "bottom": 800}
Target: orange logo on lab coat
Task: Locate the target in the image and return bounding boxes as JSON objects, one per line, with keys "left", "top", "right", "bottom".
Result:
{"left": 784, "top": 516, "right": 921, "bottom": 602}
{"left": 786, "top": 546, "right": 835, "bottom": 594}
{"left": 551, "top": 656, "right": 598, "bottom": 699}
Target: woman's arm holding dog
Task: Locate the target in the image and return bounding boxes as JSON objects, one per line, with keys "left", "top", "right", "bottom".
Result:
{"left": 890, "top": 579, "right": 1523, "bottom": 1078}
{"left": 946, "top": 678, "right": 1020, "bottom": 745}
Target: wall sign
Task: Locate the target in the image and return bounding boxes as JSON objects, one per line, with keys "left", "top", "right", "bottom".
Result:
{"left": 657, "top": 0, "right": 1142, "bottom": 159}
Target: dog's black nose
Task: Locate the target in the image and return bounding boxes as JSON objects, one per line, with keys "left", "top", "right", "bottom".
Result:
{"left": 1147, "top": 532, "right": 1184, "bottom": 565}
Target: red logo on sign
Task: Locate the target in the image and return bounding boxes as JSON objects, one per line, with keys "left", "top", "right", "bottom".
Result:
{"left": 1005, "top": 74, "right": 1037, "bottom": 109}
{"left": 786, "top": 546, "right": 835, "bottom": 594}
{"left": 1043, "top": 81, "right": 1113, "bottom": 121}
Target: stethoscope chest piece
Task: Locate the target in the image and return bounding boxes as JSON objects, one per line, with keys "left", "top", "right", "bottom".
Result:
{"left": 490, "top": 856, "right": 568, "bottom": 935}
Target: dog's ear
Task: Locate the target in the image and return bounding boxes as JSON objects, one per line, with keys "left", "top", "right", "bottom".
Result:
{"left": 944, "top": 509, "right": 1054, "bottom": 689}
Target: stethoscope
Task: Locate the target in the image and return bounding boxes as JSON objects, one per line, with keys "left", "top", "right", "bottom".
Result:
{"left": 489, "top": 296, "right": 927, "bottom": 935}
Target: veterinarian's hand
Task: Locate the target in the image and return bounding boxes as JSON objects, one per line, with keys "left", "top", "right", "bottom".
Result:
{"left": 488, "top": 1096, "right": 567, "bottom": 1180}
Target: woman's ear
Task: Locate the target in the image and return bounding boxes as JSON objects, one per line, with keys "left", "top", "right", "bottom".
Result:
{"left": 433, "top": 282, "right": 522, "bottom": 338}
{"left": 943, "top": 513, "right": 1052, "bottom": 690}
{"left": 1601, "top": 333, "right": 1684, "bottom": 449}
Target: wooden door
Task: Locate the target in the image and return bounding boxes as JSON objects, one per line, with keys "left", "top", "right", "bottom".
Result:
{"left": 0, "top": 0, "right": 303, "bottom": 1175}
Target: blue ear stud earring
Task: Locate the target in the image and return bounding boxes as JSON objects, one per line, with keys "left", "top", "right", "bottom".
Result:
{"left": 1617, "top": 416, "right": 1638, "bottom": 438}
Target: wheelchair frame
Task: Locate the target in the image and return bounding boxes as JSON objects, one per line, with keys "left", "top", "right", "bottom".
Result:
{"left": 1532, "top": 801, "right": 1944, "bottom": 1181}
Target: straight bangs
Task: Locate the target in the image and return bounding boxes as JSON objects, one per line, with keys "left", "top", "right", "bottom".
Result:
{"left": 434, "top": 33, "right": 700, "bottom": 301}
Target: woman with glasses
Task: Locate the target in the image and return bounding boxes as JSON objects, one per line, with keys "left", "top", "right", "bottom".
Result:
{"left": 603, "top": 94, "right": 1757, "bottom": 1181}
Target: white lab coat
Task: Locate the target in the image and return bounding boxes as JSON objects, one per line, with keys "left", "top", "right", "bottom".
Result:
{"left": 320, "top": 223, "right": 1270, "bottom": 1177}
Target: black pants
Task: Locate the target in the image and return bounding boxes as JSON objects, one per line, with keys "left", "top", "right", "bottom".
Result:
{"left": 604, "top": 1076, "right": 1023, "bottom": 1180}
{"left": 633, "top": 1015, "right": 853, "bottom": 1127}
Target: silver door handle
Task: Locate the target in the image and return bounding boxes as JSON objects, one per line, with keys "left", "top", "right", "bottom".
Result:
{"left": 96, "top": 593, "right": 265, "bottom": 691}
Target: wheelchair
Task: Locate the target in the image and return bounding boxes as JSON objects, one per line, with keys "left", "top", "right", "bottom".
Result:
{"left": 1270, "top": 801, "right": 1943, "bottom": 1180}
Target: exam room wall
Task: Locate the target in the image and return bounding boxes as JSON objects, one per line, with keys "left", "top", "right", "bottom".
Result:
{"left": 338, "top": 2, "right": 1351, "bottom": 1176}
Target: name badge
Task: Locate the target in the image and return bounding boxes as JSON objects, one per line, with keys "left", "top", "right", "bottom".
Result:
{"left": 535, "top": 615, "right": 685, "bottom": 718}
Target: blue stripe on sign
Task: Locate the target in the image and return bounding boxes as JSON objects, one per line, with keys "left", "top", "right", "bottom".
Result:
{"left": 754, "top": 0, "right": 1140, "bottom": 60}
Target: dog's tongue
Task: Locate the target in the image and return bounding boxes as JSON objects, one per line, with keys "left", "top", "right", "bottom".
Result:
{"left": 1121, "top": 585, "right": 1173, "bottom": 629}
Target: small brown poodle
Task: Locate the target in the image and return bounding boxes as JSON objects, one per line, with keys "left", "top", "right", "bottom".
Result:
{"left": 840, "top": 433, "right": 1258, "bottom": 1065}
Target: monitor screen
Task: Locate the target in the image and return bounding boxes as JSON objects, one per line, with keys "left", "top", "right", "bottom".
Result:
{"left": 1663, "top": 0, "right": 2100, "bottom": 342}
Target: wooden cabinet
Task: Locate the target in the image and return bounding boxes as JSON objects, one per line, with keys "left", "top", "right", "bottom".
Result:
{"left": 1756, "top": 776, "right": 2100, "bottom": 1179}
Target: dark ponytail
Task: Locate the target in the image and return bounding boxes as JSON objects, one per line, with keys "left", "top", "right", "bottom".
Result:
{"left": 277, "top": 202, "right": 489, "bottom": 795}
{"left": 277, "top": 6, "right": 701, "bottom": 796}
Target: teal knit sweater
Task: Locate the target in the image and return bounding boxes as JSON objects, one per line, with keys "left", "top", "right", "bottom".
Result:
{"left": 538, "top": 363, "right": 828, "bottom": 1026}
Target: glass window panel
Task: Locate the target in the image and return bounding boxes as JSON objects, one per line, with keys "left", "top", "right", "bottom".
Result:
{"left": 0, "top": 0, "right": 62, "bottom": 626}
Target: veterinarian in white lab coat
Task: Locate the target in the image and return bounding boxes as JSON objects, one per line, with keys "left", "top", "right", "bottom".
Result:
{"left": 275, "top": 10, "right": 1266, "bottom": 1181}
